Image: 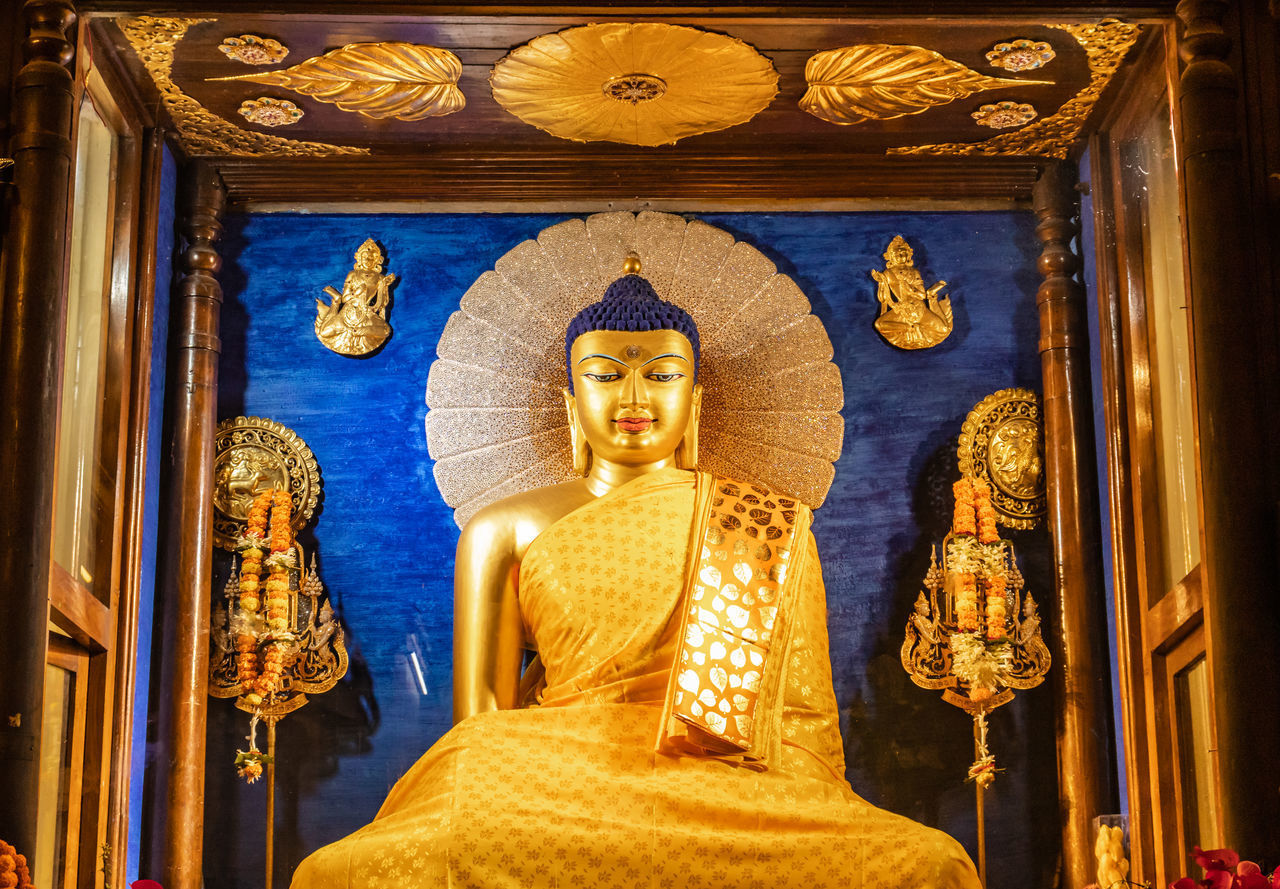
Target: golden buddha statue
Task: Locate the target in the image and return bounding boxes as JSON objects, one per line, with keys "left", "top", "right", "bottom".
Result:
{"left": 291, "top": 266, "right": 980, "bottom": 888}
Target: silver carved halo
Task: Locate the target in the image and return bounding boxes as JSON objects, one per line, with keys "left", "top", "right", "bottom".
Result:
{"left": 425, "top": 211, "right": 845, "bottom": 528}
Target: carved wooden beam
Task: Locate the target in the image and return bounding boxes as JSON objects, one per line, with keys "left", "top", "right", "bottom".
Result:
{"left": 156, "top": 158, "right": 225, "bottom": 889}
{"left": 0, "top": 0, "right": 77, "bottom": 857}
{"left": 1175, "top": 0, "right": 1280, "bottom": 858}
{"left": 1033, "top": 159, "right": 1118, "bottom": 889}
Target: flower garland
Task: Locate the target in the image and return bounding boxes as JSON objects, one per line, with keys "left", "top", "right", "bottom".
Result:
{"left": 0, "top": 838, "right": 35, "bottom": 889}
{"left": 949, "top": 476, "right": 1012, "bottom": 644}
{"left": 232, "top": 487, "right": 297, "bottom": 783}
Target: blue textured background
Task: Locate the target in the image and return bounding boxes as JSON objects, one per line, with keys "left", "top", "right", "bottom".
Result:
{"left": 207, "top": 211, "right": 1059, "bottom": 889}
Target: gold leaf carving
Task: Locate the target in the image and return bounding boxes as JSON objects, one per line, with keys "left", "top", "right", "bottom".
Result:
{"left": 889, "top": 20, "right": 1140, "bottom": 159}
{"left": 118, "top": 16, "right": 366, "bottom": 158}
{"left": 215, "top": 42, "right": 465, "bottom": 122}
{"left": 800, "top": 44, "right": 1049, "bottom": 126}
{"left": 490, "top": 23, "right": 777, "bottom": 147}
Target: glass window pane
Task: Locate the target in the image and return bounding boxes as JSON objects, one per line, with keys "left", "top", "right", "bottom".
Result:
{"left": 52, "top": 93, "right": 117, "bottom": 595}
{"left": 1119, "top": 97, "right": 1200, "bottom": 589}
{"left": 35, "top": 663, "right": 76, "bottom": 889}
{"left": 1175, "top": 656, "right": 1220, "bottom": 853}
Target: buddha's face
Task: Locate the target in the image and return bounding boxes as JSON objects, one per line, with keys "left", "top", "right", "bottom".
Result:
{"left": 567, "top": 328, "right": 700, "bottom": 467}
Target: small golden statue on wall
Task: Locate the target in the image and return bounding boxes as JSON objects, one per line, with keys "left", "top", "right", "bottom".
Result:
{"left": 315, "top": 238, "right": 396, "bottom": 356}
{"left": 870, "top": 235, "right": 953, "bottom": 350}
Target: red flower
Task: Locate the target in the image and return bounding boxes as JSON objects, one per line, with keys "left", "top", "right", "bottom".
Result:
{"left": 1197, "top": 849, "right": 1242, "bottom": 872}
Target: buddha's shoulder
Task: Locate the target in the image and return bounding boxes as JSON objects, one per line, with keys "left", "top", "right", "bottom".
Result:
{"left": 459, "top": 479, "right": 595, "bottom": 556}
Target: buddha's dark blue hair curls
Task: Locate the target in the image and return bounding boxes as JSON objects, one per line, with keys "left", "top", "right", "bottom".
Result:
{"left": 564, "top": 274, "right": 700, "bottom": 392}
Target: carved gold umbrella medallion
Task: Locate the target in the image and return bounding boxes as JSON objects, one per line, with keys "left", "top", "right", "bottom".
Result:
{"left": 490, "top": 23, "right": 778, "bottom": 147}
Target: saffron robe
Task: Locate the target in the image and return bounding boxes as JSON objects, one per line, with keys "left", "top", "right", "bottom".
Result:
{"left": 291, "top": 468, "right": 981, "bottom": 888}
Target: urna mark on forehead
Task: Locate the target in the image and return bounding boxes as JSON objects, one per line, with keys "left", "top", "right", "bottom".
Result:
{"left": 564, "top": 264, "right": 700, "bottom": 391}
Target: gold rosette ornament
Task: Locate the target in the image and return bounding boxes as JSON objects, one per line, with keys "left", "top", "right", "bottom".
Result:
{"left": 490, "top": 23, "right": 778, "bottom": 146}
{"left": 425, "top": 211, "right": 844, "bottom": 527}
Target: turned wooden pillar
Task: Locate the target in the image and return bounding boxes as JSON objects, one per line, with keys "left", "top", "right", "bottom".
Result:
{"left": 157, "top": 159, "right": 225, "bottom": 889}
{"left": 1033, "top": 160, "right": 1118, "bottom": 889}
{"left": 0, "top": 0, "right": 77, "bottom": 856}
{"left": 1175, "top": 0, "right": 1280, "bottom": 857}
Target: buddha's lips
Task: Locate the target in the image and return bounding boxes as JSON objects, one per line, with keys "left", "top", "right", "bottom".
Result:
{"left": 615, "top": 418, "right": 653, "bottom": 433}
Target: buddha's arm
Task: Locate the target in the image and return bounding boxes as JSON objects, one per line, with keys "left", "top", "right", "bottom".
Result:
{"left": 452, "top": 509, "right": 525, "bottom": 723}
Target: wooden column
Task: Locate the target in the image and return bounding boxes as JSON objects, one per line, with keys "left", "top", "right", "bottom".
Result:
{"left": 157, "top": 159, "right": 225, "bottom": 889}
{"left": 1176, "top": 0, "right": 1280, "bottom": 857}
{"left": 1033, "top": 160, "right": 1117, "bottom": 889}
{"left": 0, "top": 0, "right": 77, "bottom": 857}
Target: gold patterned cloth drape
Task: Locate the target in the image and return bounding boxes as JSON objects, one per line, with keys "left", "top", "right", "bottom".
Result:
{"left": 291, "top": 468, "right": 980, "bottom": 888}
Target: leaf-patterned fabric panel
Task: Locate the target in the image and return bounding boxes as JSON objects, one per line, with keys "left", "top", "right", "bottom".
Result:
{"left": 672, "top": 478, "right": 800, "bottom": 750}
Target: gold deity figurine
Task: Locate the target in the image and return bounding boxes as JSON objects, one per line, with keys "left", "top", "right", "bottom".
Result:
{"left": 870, "top": 235, "right": 953, "bottom": 350}
{"left": 315, "top": 238, "right": 396, "bottom": 356}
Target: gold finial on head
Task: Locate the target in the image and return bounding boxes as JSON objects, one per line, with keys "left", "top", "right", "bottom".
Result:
{"left": 354, "top": 238, "right": 384, "bottom": 271}
{"left": 622, "top": 251, "right": 642, "bottom": 275}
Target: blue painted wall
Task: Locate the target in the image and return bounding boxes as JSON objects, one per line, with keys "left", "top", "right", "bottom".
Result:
{"left": 127, "top": 145, "right": 177, "bottom": 884}
{"left": 208, "top": 210, "right": 1059, "bottom": 889}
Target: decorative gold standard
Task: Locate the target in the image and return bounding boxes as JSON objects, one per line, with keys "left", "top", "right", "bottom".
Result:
{"left": 213, "top": 416, "right": 320, "bottom": 550}
{"left": 800, "top": 43, "right": 1049, "bottom": 126}
{"left": 315, "top": 239, "right": 397, "bottom": 356}
{"left": 958, "top": 388, "right": 1046, "bottom": 529}
{"left": 489, "top": 23, "right": 778, "bottom": 146}
{"left": 870, "top": 235, "right": 953, "bottom": 350}
{"left": 900, "top": 474, "right": 1050, "bottom": 885}
{"left": 214, "top": 42, "right": 465, "bottom": 122}
{"left": 118, "top": 17, "right": 367, "bottom": 158}
{"left": 425, "top": 211, "right": 844, "bottom": 528}
{"left": 292, "top": 251, "right": 981, "bottom": 889}
{"left": 209, "top": 553, "right": 348, "bottom": 715}
{"left": 891, "top": 19, "right": 1140, "bottom": 159}
{"left": 210, "top": 455, "right": 345, "bottom": 889}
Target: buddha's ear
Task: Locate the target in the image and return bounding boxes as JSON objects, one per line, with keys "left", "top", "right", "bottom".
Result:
{"left": 562, "top": 387, "right": 590, "bottom": 477}
{"left": 676, "top": 383, "right": 703, "bottom": 471}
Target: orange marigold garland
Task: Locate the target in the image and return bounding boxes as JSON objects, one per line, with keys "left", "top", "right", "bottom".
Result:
{"left": 232, "top": 487, "right": 297, "bottom": 783}
{"left": 951, "top": 478, "right": 976, "bottom": 536}
{"left": 949, "top": 474, "right": 1013, "bottom": 674}
{"left": 0, "top": 839, "right": 34, "bottom": 889}
{"left": 972, "top": 477, "right": 999, "bottom": 544}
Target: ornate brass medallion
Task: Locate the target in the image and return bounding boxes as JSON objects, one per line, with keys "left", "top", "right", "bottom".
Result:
{"left": 490, "top": 23, "right": 778, "bottom": 147}
{"left": 315, "top": 239, "right": 397, "bottom": 356}
{"left": 957, "top": 388, "right": 1046, "bottom": 529}
{"left": 213, "top": 416, "right": 321, "bottom": 550}
{"left": 870, "top": 236, "right": 953, "bottom": 350}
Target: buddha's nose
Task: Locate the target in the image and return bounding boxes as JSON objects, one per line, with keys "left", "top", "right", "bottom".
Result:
{"left": 621, "top": 370, "right": 648, "bottom": 407}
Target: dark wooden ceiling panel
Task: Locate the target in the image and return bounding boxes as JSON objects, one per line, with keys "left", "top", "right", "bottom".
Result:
{"left": 86, "top": 6, "right": 1159, "bottom": 203}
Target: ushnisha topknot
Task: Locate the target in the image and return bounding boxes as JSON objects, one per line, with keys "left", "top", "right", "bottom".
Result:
{"left": 564, "top": 260, "right": 700, "bottom": 392}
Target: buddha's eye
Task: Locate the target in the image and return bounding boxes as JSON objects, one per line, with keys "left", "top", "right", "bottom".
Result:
{"left": 646, "top": 372, "right": 684, "bottom": 383}
{"left": 582, "top": 372, "right": 622, "bottom": 383}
